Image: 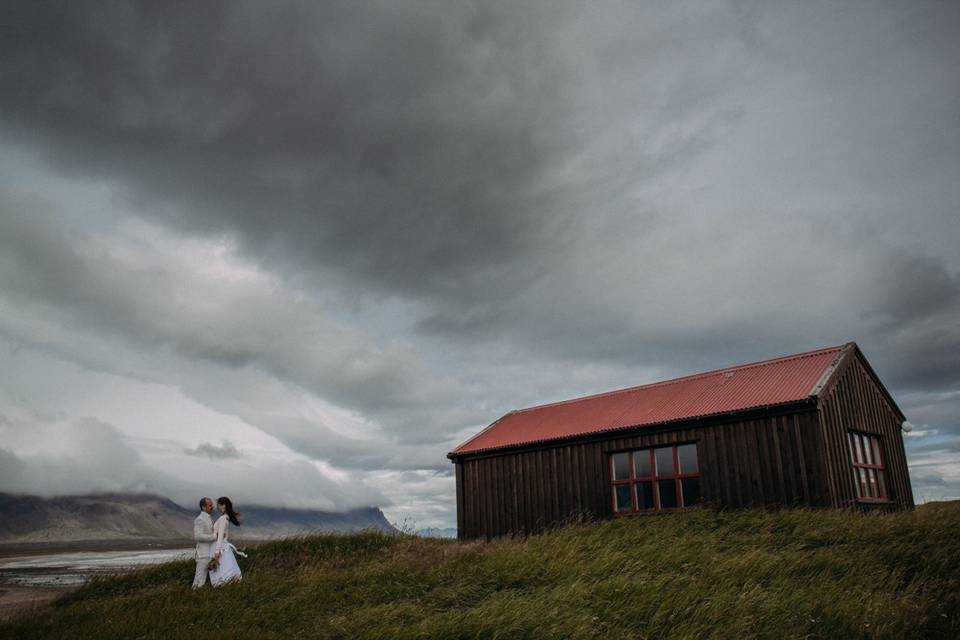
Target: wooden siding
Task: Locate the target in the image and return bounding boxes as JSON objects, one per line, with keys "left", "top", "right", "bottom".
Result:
{"left": 816, "top": 352, "right": 914, "bottom": 510}
{"left": 456, "top": 408, "right": 826, "bottom": 541}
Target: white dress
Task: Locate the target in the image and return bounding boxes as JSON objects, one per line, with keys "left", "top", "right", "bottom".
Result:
{"left": 209, "top": 515, "right": 243, "bottom": 586}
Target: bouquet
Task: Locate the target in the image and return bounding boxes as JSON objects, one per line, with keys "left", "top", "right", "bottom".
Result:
{"left": 207, "top": 557, "right": 219, "bottom": 572}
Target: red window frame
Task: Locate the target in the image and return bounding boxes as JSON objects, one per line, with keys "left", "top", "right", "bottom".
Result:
{"left": 609, "top": 444, "right": 700, "bottom": 514}
{"left": 847, "top": 431, "right": 889, "bottom": 502}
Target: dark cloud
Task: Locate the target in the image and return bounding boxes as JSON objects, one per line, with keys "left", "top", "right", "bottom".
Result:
{"left": 5, "top": 1, "right": 955, "bottom": 385}
{"left": 1, "top": 1, "right": 554, "bottom": 298}
{"left": 184, "top": 441, "right": 242, "bottom": 460}
{"left": 873, "top": 328, "right": 960, "bottom": 392}
{"left": 848, "top": 250, "right": 960, "bottom": 392}
{"left": 867, "top": 252, "right": 960, "bottom": 324}
{"left": 0, "top": 1, "right": 760, "bottom": 308}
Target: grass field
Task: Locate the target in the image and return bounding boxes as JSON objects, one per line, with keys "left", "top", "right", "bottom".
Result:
{"left": 1, "top": 501, "right": 957, "bottom": 639}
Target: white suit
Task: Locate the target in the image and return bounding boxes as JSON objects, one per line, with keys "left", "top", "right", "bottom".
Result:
{"left": 192, "top": 511, "right": 216, "bottom": 588}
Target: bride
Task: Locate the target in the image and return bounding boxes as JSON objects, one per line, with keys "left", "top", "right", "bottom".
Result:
{"left": 209, "top": 496, "right": 245, "bottom": 586}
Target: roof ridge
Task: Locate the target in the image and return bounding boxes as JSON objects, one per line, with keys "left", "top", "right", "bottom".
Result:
{"left": 511, "top": 344, "right": 846, "bottom": 415}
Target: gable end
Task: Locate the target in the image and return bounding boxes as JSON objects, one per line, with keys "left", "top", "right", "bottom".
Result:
{"left": 813, "top": 343, "right": 905, "bottom": 422}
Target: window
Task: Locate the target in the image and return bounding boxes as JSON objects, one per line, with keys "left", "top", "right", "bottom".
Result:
{"left": 848, "top": 432, "right": 889, "bottom": 501}
{"left": 610, "top": 443, "right": 700, "bottom": 513}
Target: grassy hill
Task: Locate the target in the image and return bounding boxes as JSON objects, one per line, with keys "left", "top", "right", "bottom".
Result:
{"left": 2, "top": 502, "right": 958, "bottom": 639}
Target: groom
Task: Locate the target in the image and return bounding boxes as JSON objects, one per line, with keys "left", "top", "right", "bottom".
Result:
{"left": 192, "top": 496, "right": 216, "bottom": 588}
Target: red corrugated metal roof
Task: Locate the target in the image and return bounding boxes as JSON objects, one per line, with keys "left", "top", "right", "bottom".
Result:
{"left": 451, "top": 344, "right": 847, "bottom": 456}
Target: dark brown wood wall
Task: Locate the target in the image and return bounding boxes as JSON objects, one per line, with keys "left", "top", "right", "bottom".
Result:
{"left": 816, "top": 353, "right": 914, "bottom": 510}
{"left": 456, "top": 408, "right": 827, "bottom": 541}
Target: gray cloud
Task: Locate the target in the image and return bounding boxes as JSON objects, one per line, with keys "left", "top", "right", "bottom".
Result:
{"left": 866, "top": 252, "right": 960, "bottom": 324}
{"left": 905, "top": 437, "right": 960, "bottom": 457}
{"left": 0, "top": 199, "right": 460, "bottom": 421}
{"left": 3, "top": 2, "right": 956, "bottom": 387}
{"left": 0, "top": 417, "right": 175, "bottom": 498}
{"left": 0, "top": 413, "right": 384, "bottom": 510}
{"left": 0, "top": 448, "right": 26, "bottom": 490}
{"left": 850, "top": 250, "right": 960, "bottom": 390}
{"left": 184, "top": 441, "right": 242, "bottom": 460}
{"left": 0, "top": 1, "right": 764, "bottom": 307}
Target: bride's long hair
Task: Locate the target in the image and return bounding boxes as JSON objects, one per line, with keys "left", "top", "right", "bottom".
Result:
{"left": 217, "top": 496, "right": 241, "bottom": 526}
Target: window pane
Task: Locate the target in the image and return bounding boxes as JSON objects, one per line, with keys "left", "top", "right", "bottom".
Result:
{"left": 634, "top": 449, "right": 653, "bottom": 478}
{"left": 655, "top": 448, "right": 675, "bottom": 477}
{"left": 858, "top": 468, "right": 869, "bottom": 498}
{"left": 681, "top": 477, "right": 701, "bottom": 507}
{"left": 862, "top": 435, "right": 874, "bottom": 464}
{"left": 848, "top": 433, "right": 859, "bottom": 463}
{"left": 872, "top": 438, "right": 883, "bottom": 467}
{"left": 637, "top": 481, "right": 655, "bottom": 510}
{"left": 677, "top": 443, "right": 698, "bottom": 474}
{"left": 868, "top": 469, "right": 879, "bottom": 498}
{"left": 658, "top": 480, "right": 678, "bottom": 509}
{"left": 614, "top": 484, "right": 633, "bottom": 513}
{"left": 612, "top": 453, "right": 630, "bottom": 480}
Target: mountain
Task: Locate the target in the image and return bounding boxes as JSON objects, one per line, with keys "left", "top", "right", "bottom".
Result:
{"left": 236, "top": 505, "right": 396, "bottom": 539}
{"left": 0, "top": 493, "right": 194, "bottom": 542}
{"left": 0, "top": 493, "right": 396, "bottom": 543}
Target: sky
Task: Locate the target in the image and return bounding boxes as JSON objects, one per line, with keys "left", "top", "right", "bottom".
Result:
{"left": 0, "top": 1, "right": 958, "bottom": 529}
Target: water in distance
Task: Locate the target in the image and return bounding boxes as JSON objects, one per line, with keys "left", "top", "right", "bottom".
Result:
{"left": 0, "top": 548, "right": 193, "bottom": 587}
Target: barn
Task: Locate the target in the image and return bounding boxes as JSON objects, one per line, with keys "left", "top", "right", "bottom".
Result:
{"left": 448, "top": 342, "right": 913, "bottom": 541}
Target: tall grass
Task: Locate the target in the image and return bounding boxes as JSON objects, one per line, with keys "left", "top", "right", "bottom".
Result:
{"left": 2, "top": 502, "right": 957, "bottom": 639}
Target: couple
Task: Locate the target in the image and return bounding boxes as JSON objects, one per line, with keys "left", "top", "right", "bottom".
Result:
{"left": 192, "top": 496, "right": 246, "bottom": 588}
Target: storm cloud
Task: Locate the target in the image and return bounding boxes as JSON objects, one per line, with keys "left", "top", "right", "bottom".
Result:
{"left": 1, "top": 1, "right": 959, "bottom": 525}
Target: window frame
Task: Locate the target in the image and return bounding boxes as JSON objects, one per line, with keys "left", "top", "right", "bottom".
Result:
{"left": 609, "top": 443, "right": 701, "bottom": 514}
{"left": 847, "top": 431, "right": 890, "bottom": 503}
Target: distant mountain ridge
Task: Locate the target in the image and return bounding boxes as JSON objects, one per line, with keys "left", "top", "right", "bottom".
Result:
{"left": 238, "top": 504, "right": 397, "bottom": 539}
{"left": 0, "top": 492, "right": 396, "bottom": 543}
